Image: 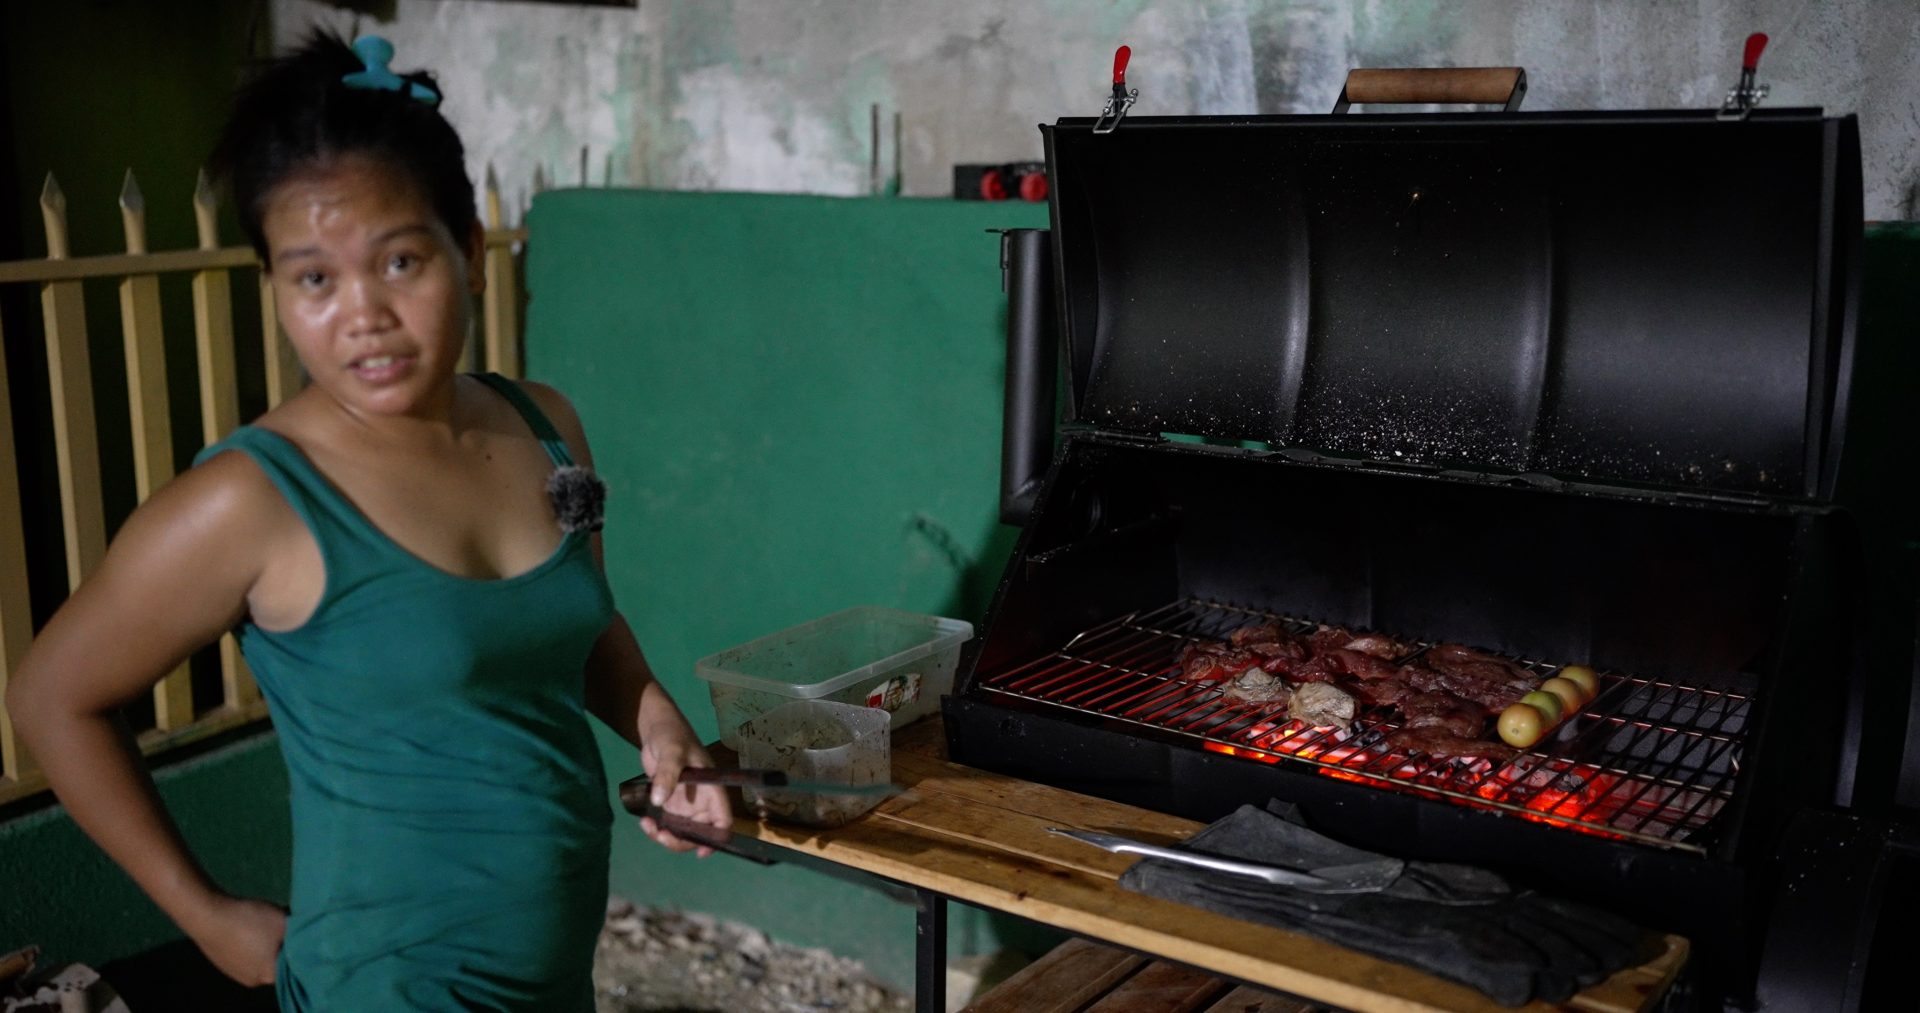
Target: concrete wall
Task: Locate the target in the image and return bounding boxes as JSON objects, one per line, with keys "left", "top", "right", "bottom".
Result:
{"left": 275, "top": 0, "right": 1920, "bottom": 219}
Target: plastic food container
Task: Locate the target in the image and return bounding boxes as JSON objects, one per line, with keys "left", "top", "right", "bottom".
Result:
{"left": 697, "top": 606, "right": 973, "bottom": 749}
{"left": 735, "top": 699, "right": 891, "bottom": 828}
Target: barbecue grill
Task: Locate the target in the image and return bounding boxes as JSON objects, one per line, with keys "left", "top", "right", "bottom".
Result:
{"left": 942, "top": 99, "right": 1913, "bottom": 1008}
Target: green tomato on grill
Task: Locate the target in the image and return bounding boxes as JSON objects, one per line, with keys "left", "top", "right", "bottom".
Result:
{"left": 1519, "top": 689, "right": 1564, "bottom": 725}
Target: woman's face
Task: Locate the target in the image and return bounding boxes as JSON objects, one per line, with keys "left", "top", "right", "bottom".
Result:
{"left": 261, "top": 154, "right": 482, "bottom": 419}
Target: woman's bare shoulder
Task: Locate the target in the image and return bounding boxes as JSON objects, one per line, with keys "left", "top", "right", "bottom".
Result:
{"left": 132, "top": 444, "right": 296, "bottom": 557}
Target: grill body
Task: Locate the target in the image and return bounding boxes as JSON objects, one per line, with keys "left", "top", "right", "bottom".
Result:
{"left": 947, "top": 107, "right": 1891, "bottom": 1008}
{"left": 947, "top": 432, "right": 1856, "bottom": 1003}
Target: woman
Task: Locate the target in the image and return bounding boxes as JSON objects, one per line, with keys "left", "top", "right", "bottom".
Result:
{"left": 5, "top": 31, "right": 730, "bottom": 1011}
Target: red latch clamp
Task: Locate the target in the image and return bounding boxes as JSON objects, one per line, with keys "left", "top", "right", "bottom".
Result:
{"left": 1719, "top": 32, "right": 1770, "bottom": 120}
{"left": 1094, "top": 45, "right": 1139, "bottom": 134}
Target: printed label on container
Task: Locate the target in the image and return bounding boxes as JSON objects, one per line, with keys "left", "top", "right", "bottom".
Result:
{"left": 866, "top": 672, "right": 922, "bottom": 711}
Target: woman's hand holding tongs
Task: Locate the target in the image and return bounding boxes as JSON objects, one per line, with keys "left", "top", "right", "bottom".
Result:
{"left": 636, "top": 709, "right": 733, "bottom": 857}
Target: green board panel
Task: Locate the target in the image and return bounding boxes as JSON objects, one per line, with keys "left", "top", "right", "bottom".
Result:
{"left": 524, "top": 190, "right": 1049, "bottom": 987}
{"left": 0, "top": 735, "right": 291, "bottom": 969}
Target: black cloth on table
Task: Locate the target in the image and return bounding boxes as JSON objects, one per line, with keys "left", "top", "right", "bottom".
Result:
{"left": 1115, "top": 802, "right": 1660, "bottom": 1007}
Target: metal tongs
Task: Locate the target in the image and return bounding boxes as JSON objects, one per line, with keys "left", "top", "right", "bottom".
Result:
{"left": 1048, "top": 827, "right": 1404, "bottom": 894}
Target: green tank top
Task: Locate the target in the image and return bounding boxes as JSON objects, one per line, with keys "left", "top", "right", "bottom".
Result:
{"left": 194, "top": 374, "right": 615, "bottom": 1012}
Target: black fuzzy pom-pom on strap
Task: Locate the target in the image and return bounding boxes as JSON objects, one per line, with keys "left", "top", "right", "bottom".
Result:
{"left": 546, "top": 465, "right": 606, "bottom": 534}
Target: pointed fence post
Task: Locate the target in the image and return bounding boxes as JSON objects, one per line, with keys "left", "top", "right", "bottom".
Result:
{"left": 189, "top": 172, "right": 259, "bottom": 710}
{"left": 116, "top": 169, "right": 197, "bottom": 731}
{"left": 38, "top": 174, "right": 107, "bottom": 592}
{"left": 119, "top": 170, "right": 175, "bottom": 502}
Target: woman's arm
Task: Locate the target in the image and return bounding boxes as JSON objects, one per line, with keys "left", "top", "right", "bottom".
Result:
{"left": 5, "top": 453, "right": 290, "bottom": 984}
{"left": 519, "top": 381, "right": 733, "bottom": 855}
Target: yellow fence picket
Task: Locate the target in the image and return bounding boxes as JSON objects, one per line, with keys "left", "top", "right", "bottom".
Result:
{"left": 259, "top": 274, "right": 301, "bottom": 408}
{"left": 484, "top": 166, "right": 522, "bottom": 379}
{"left": 119, "top": 171, "right": 176, "bottom": 500}
{"left": 120, "top": 171, "right": 195, "bottom": 731}
{"left": 39, "top": 175, "right": 108, "bottom": 592}
{"left": 0, "top": 309, "right": 38, "bottom": 785}
{"left": 191, "top": 172, "right": 258, "bottom": 710}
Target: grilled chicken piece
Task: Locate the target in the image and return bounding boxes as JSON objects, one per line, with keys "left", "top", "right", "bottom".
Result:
{"left": 1223, "top": 667, "right": 1292, "bottom": 705}
{"left": 1386, "top": 727, "right": 1518, "bottom": 763}
{"left": 1290, "top": 682, "right": 1357, "bottom": 730}
{"left": 1396, "top": 691, "right": 1484, "bottom": 738}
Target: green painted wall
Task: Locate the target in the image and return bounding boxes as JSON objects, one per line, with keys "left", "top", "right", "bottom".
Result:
{"left": 526, "top": 188, "right": 1050, "bottom": 987}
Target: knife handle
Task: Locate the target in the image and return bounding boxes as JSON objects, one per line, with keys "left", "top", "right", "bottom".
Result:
{"left": 615, "top": 774, "right": 771, "bottom": 863}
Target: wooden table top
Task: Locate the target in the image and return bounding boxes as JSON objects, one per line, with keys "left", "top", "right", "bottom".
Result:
{"left": 720, "top": 716, "right": 1687, "bottom": 1013}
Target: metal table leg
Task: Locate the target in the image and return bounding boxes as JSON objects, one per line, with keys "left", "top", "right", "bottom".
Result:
{"left": 916, "top": 888, "right": 947, "bottom": 1013}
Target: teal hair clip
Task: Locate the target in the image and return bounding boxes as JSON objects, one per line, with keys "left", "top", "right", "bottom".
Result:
{"left": 341, "top": 35, "right": 440, "bottom": 105}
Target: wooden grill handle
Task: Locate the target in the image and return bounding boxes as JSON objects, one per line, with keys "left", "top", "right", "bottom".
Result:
{"left": 1334, "top": 67, "right": 1527, "bottom": 113}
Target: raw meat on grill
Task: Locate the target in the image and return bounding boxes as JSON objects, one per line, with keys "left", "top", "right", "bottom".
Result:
{"left": 1223, "top": 667, "right": 1291, "bottom": 705}
{"left": 1385, "top": 727, "right": 1518, "bottom": 763}
{"left": 1408, "top": 646, "right": 1543, "bottom": 714}
{"left": 1324, "top": 648, "right": 1403, "bottom": 682}
{"left": 1228, "top": 621, "right": 1291, "bottom": 648}
{"left": 1396, "top": 692, "right": 1485, "bottom": 738}
{"left": 1349, "top": 676, "right": 1417, "bottom": 707}
{"left": 1306, "top": 625, "right": 1354, "bottom": 653}
{"left": 1272, "top": 653, "right": 1345, "bottom": 684}
{"left": 1245, "top": 637, "right": 1307, "bottom": 662}
{"left": 1177, "top": 643, "right": 1260, "bottom": 683}
{"left": 1290, "top": 682, "right": 1356, "bottom": 730}
{"left": 1305, "top": 624, "right": 1412, "bottom": 661}
{"left": 1427, "top": 643, "right": 1534, "bottom": 680}
{"left": 1190, "top": 620, "right": 1545, "bottom": 756}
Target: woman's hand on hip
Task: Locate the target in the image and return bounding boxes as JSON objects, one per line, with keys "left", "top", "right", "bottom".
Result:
{"left": 185, "top": 893, "right": 285, "bottom": 987}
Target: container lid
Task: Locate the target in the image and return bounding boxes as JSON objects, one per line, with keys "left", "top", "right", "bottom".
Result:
{"left": 695, "top": 606, "right": 974, "bottom": 698}
{"left": 1045, "top": 110, "right": 1861, "bottom": 499}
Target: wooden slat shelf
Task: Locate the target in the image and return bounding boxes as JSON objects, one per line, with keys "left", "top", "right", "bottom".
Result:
{"left": 721, "top": 717, "right": 1687, "bottom": 1013}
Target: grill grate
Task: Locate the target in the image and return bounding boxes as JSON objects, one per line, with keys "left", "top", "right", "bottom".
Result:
{"left": 978, "top": 599, "right": 1747, "bottom": 852}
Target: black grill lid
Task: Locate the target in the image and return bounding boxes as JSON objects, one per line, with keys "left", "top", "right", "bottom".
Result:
{"left": 1045, "top": 110, "right": 1861, "bottom": 500}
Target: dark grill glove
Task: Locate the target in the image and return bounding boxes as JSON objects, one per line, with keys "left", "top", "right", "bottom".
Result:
{"left": 1116, "top": 803, "right": 1659, "bottom": 1006}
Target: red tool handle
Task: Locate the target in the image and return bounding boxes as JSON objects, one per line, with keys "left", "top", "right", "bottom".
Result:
{"left": 1113, "top": 45, "right": 1131, "bottom": 85}
{"left": 1744, "top": 32, "right": 1769, "bottom": 71}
